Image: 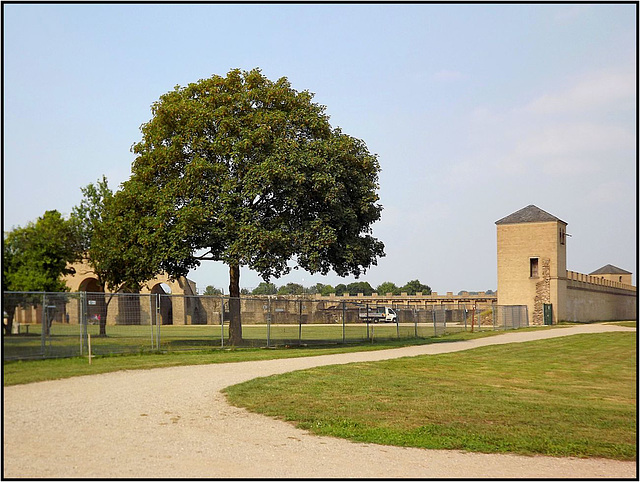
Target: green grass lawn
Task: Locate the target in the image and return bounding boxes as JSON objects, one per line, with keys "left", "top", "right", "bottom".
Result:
{"left": 2, "top": 329, "right": 514, "bottom": 386}
{"left": 609, "top": 321, "right": 637, "bottom": 328}
{"left": 224, "top": 332, "right": 637, "bottom": 460}
{"left": 1, "top": 321, "right": 479, "bottom": 360}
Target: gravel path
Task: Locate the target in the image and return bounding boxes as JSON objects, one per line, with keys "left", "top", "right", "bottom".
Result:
{"left": 3, "top": 323, "right": 636, "bottom": 478}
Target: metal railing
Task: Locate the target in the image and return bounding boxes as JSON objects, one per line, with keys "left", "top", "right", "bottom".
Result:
{"left": 2, "top": 291, "right": 528, "bottom": 360}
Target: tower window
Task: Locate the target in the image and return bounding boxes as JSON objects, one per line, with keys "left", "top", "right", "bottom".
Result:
{"left": 530, "top": 258, "right": 539, "bottom": 278}
{"left": 559, "top": 228, "right": 565, "bottom": 245}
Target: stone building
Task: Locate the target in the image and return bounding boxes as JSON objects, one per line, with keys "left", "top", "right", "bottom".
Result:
{"left": 59, "top": 260, "right": 199, "bottom": 326}
{"left": 589, "top": 264, "right": 633, "bottom": 285}
{"left": 496, "top": 205, "right": 636, "bottom": 324}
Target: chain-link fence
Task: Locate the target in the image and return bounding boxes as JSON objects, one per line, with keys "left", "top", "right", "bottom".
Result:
{"left": 2, "top": 291, "right": 528, "bottom": 361}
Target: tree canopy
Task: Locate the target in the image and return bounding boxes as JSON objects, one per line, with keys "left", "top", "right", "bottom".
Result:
{"left": 400, "top": 279, "right": 432, "bottom": 295}
{"left": 111, "top": 68, "right": 385, "bottom": 344}
{"left": 86, "top": 179, "right": 162, "bottom": 292}
{"left": 71, "top": 176, "right": 120, "bottom": 290}
{"left": 71, "top": 176, "right": 146, "bottom": 335}
{"left": 203, "top": 285, "right": 223, "bottom": 295}
{"left": 307, "top": 283, "right": 335, "bottom": 296}
{"left": 252, "top": 282, "right": 278, "bottom": 295}
{"left": 345, "top": 281, "right": 375, "bottom": 296}
{"left": 2, "top": 211, "right": 82, "bottom": 334}
{"left": 3, "top": 210, "right": 81, "bottom": 293}
{"left": 277, "top": 283, "right": 305, "bottom": 295}
{"left": 334, "top": 283, "right": 348, "bottom": 296}
{"left": 376, "top": 281, "right": 400, "bottom": 295}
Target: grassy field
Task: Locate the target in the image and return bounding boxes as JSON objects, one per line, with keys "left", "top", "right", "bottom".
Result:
{"left": 610, "top": 321, "right": 637, "bottom": 328}
{"left": 2, "top": 321, "right": 477, "bottom": 360}
{"left": 225, "top": 332, "right": 637, "bottom": 460}
{"left": 3, "top": 328, "right": 516, "bottom": 386}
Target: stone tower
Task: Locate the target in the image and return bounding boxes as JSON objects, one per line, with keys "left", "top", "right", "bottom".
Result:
{"left": 495, "top": 205, "right": 568, "bottom": 325}
{"left": 589, "top": 264, "right": 633, "bottom": 285}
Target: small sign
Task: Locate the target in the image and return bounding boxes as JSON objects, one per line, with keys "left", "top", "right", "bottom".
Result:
{"left": 88, "top": 300, "right": 97, "bottom": 305}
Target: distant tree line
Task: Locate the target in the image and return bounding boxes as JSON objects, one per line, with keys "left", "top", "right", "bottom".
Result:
{"left": 203, "top": 283, "right": 497, "bottom": 297}
{"left": 203, "top": 279, "right": 432, "bottom": 297}
{"left": 457, "top": 290, "right": 495, "bottom": 295}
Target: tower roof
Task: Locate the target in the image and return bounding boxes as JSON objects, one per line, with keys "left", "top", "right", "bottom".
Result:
{"left": 495, "top": 205, "right": 567, "bottom": 225}
{"left": 589, "top": 264, "right": 632, "bottom": 275}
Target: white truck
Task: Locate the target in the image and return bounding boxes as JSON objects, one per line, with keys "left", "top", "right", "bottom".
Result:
{"left": 358, "top": 306, "right": 398, "bottom": 323}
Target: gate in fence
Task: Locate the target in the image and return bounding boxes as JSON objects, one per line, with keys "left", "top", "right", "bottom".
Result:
{"left": 3, "top": 291, "right": 528, "bottom": 361}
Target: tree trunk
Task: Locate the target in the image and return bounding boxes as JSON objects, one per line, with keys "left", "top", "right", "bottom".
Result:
{"left": 99, "top": 293, "right": 112, "bottom": 337}
{"left": 99, "top": 307, "right": 107, "bottom": 336}
{"left": 228, "top": 263, "right": 243, "bottom": 345}
{"left": 3, "top": 307, "right": 16, "bottom": 336}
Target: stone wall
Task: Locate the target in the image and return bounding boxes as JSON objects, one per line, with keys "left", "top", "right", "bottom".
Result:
{"left": 313, "top": 291, "right": 497, "bottom": 308}
{"left": 561, "top": 273, "right": 636, "bottom": 322}
{"left": 532, "top": 258, "right": 551, "bottom": 325}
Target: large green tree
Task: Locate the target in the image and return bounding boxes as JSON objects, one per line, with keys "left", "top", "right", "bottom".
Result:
{"left": 71, "top": 176, "right": 145, "bottom": 336}
{"left": 111, "top": 68, "right": 384, "bottom": 344}
{"left": 400, "top": 279, "right": 432, "bottom": 295}
{"left": 334, "top": 283, "right": 348, "bottom": 296}
{"left": 203, "top": 285, "right": 223, "bottom": 295}
{"left": 346, "top": 281, "right": 375, "bottom": 296}
{"left": 308, "top": 283, "right": 335, "bottom": 296}
{"left": 376, "top": 281, "right": 400, "bottom": 295}
{"left": 2, "top": 211, "right": 82, "bottom": 335}
{"left": 277, "top": 283, "right": 305, "bottom": 295}
{"left": 252, "top": 282, "right": 278, "bottom": 295}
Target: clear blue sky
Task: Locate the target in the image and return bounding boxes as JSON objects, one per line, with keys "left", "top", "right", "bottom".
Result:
{"left": 3, "top": 4, "right": 637, "bottom": 292}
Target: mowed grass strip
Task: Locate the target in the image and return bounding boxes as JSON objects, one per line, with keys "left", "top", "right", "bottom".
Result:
{"left": 224, "top": 332, "right": 637, "bottom": 460}
{"left": 609, "top": 321, "right": 636, "bottom": 328}
{"left": 2, "top": 343, "right": 397, "bottom": 386}
{"left": 1, "top": 322, "right": 476, "bottom": 357}
{"left": 3, "top": 329, "right": 513, "bottom": 386}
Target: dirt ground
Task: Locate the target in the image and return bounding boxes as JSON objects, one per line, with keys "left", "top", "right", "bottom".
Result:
{"left": 3, "top": 323, "right": 636, "bottom": 478}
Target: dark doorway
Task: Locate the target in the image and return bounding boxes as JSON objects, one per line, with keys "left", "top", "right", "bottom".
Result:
{"left": 151, "top": 284, "right": 173, "bottom": 325}
{"left": 543, "top": 303, "right": 553, "bottom": 325}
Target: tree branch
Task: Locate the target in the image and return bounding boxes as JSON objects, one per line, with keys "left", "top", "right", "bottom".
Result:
{"left": 195, "top": 254, "right": 216, "bottom": 261}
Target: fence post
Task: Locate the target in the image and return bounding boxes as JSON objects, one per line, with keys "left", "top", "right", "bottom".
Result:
{"left": 464, "top": 306, "right": 467, "bottom": 331}
{"left": 432, "top": 308, "right": 436, "bottom": 336}
{"left": 365, "top": 303, "right": 370, "bottom": 340}
{"left": 492, "top": 305, "right": 497, "bottom": 331}
{"left": 443, "top": 306, "right": 447, "bottom": 334}
{"left": 156, "top": 293, "right": 161, "bottom": 349}
{"left": 41, "top": 292, "right": 46, "bottom": 357}
{"left": 267, "top": 296, "right": 271, "bottom": 348}
{"left": 298, "top": 299, "right": 303, "bottom": 346}
{"left": 220, "top": 297, "right": 225, "bottom": 348}
{"left": 80, "top": 291, "right": 87, "bottom": 356}
{"left": 342, "top": 301, "right": 346, "bottom": 344}
{"left": 414, "top": 308, "right": 418, "bottom": 338}
{"left": 471, "top": 307, "right": 475, "bottom": 333}
{"left": 149, "top": 294, "right": 155, "bottom": 350}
